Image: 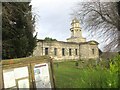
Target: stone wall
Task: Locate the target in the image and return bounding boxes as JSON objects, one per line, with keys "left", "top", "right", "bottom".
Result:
{"left": 80, "top": 44, "right": 99, "bottom": 60}
{"left": 33, "top": 41, "right": 43, "bottom": 56}
{"left": 33, "top": 40, "right": 99, "bottom": 60}
{"left": 67, "top": 37, "right": 86, "bottom": 43}
{"left": 33, "top": 40, "right": 80, "bottom": 60}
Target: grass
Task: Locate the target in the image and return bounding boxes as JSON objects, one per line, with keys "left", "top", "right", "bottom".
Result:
{"left": 53, "top": 61, "right": 118, "bottom": 88}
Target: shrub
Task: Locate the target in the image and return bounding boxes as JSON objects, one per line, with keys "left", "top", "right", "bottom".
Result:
{"left": 109, "top": 55, "right": 120, "bottom": 87}
{"left": 54, "top": 58, "right": 119, "bottom": 88}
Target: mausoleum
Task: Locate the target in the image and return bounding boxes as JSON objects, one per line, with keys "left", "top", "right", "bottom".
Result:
{"left": 33, "top": 18, "right": 99, "bottom": 60}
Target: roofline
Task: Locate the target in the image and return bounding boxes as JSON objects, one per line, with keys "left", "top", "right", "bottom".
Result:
{"left": 37, "top": 39, "right": 98, "bottom": 45}
{"left": 37, "top": 39, "right": 79, "bottom": 45}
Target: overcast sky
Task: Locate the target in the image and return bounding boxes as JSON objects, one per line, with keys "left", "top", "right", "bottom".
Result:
{"left": 30, "top": 0, "right": 87, "bottom": 41}
{"left": 30, "top": 0, "right": 119, "bottom": 51}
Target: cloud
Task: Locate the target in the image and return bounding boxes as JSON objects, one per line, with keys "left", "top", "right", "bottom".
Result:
{"left": 31, "top": 0, "right": 80, "bottom": 41}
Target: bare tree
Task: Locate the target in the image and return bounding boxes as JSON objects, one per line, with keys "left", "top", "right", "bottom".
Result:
{"left": 73, "top": 2, "right": 120, "bottom": 52}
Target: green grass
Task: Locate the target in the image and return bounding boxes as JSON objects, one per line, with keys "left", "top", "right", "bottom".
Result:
{"left": 54, "top": 61, "right": 118, "bottom": 88}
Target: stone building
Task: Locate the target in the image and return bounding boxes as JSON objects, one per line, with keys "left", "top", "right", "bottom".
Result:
{"left": 33, "top": 18, "right": 99, "bottom": 60}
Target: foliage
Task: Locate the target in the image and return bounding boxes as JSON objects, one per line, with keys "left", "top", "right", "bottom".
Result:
{"left": 74, "top": 2, "right": 120, "bottom": 52}
{"left": 44, "top": 37, "right": 57, "bottom": 41}
{"left": 117, "top": 1, "right": 120, "bottom": 16}
{"left": 110, "top": 56, "right": 119, "bottom": 73}
{"left": 54, "top": 61, "right": 118, "bottom": 88}
{"left": 2, "top": 2, "right": 37, "bottom": 59}
{"left": 109, "top": 55, "right": 120, "bottom": 87}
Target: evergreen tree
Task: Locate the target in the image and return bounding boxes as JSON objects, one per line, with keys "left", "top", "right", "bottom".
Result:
{"left": 2, "top": 2, "right": 37, "bottom": 59}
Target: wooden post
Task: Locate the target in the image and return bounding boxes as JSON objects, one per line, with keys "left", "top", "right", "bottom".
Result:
{"left": 50, "top": 57, "right": 56, "bottom": 90}
{"left": 0, "top": 61, "right": 3, "bottom": 90}
{"left": 29, "top": 62, "right": 36, "bottom": 90}
{"left": 79, "top": 43, "right": 81, "bottom": 61}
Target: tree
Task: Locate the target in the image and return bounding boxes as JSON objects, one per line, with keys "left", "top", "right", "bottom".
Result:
{"left": 117, "top": 1, "right": 120, "bottom": 54}
{"left": 2, "top": 2, "right": 37, "bottom": 59}
{"left": 44, "top": 37, "right": 57, "bottom": 41}
{"left": 117, "top": 1, "right": 120, "bottom": 16}
{"left": 73, "top": 2, "right": 120, "bottom": 52}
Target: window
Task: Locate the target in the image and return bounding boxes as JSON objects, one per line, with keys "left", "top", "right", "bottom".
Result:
{"left": 75, "top": 49, "right": 77, "bottom": 55}
{"left": 45, "top": 48, "right": 48, "bottom": 55}
{"left": 62, "top": 48, "right": 65, "bottom": 56}
{"left": 92, "top": 49, "right": 94, "bottom": 54}
{"left": 69, "top": 48, "right": 72, "bottom": 56}
{"left": 54, "top": 48, "right": 57, "bottom": 56}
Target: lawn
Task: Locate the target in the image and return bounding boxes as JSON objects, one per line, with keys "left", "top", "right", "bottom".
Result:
{"left": 53, "top": 61, "right": 118, "bottom": 88}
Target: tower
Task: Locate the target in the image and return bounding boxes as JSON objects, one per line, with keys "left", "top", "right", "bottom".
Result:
{"left": 70, "top": 18, "right": 82, "bottom": 37}
{"left": 67, "top": 18, "right": 86, "bottom": 43}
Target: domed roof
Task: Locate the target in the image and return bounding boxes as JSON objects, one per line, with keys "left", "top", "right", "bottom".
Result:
{"left": 88, "top": 40, "right": 99, "bottom": 45}
{"left": 72, "top": 17, "right": 79, "bottom": 23}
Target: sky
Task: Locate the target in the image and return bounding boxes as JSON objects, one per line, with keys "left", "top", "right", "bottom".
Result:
{"left": 30, "top": 0, "right": 119, "bottom": 52}
{"left": 30, "top": 0, "right": 85, "bottom": 41}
